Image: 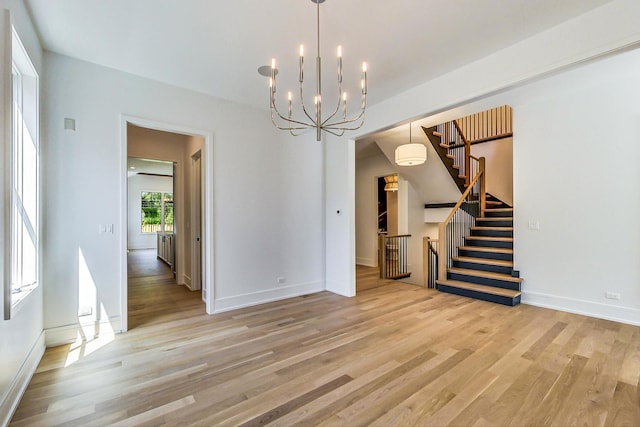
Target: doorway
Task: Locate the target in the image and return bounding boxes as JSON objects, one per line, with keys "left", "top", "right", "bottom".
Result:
{"left": 191, "top": 150, "right": 203, "bottom": 300}
{"left": 120, "top": 116, "right": 213, "bottom": 331}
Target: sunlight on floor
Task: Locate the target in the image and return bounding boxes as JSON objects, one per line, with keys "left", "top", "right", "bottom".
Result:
{"left": 64, "top": 318, "right": 115, "bottom": 367}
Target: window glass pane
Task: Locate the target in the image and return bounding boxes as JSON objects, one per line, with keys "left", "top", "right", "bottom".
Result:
{"left": 141, "top": 191, "right": 162, "bottom": 233}
{"left": 164, "top": 193, "right": 173, "bottom": 232}
{"left": 8, "top": 29, "right": 39, "bottom": 309}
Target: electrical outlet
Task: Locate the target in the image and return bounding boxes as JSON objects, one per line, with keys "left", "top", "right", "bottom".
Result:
{"left": 528, "top": 220, "right": 540, "bottom": 231}
{"left": 605, "top": 291, "right": 621, "bottom": 300}
{"left": 277, "top": 276, "right": 286, "bottom": 285}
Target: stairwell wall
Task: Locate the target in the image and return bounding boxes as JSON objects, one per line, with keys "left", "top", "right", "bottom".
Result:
{"left": 333, "top": 0, "right": 640, "bottom": 324}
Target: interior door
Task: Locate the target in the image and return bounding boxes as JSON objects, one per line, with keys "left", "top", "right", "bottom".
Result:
{"left": 191, "top": 152, "right": 202, "bottom": 294}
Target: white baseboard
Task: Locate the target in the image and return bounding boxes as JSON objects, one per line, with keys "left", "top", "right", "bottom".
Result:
{"left": 522, "top": 290, "right": 640, "bottom": 326}
{"left": 213, "top": 281, "right": 325, "bottom": 313}
{"left": 0, "top": 331, "right": 45, "bottom": 427}
{"left": 45, "top": 316, "right": 122, "bottom": 347}
{"left": 127, "top": 244, "right": 155, "bottom": 251}
{"left": 183, "top": 274, "right": 192, "bottom": 288}
{"left": 325, "top": 280, "right": 356, "bottom": 297}
{"left": 356, "top": 257, "right": 376, "bottom": 267}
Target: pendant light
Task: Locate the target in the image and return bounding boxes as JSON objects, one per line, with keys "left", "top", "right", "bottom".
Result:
{"left": 395, "top": 122, "right": 426, "bottom": 166}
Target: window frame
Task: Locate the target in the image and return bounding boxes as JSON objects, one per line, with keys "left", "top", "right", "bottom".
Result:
{"left": 140, "top": 191, "right": 174, "bottom": 234}
{"left": 3, "top": 22, "right": 40, "bottom": 319}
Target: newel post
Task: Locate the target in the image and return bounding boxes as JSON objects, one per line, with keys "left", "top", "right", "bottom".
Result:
{"left": 480, "top": 156, "right": 486, "bottom": 218}
{"left": 438, "top": 223, "right": 447, "bottom": 281}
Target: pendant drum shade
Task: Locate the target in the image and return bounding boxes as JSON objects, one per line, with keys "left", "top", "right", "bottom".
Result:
{"left": 395, "top": 143, "right": 426, "bottom": 166}
{"left": 384, "top": 175, "right": 398, "bottom": 191}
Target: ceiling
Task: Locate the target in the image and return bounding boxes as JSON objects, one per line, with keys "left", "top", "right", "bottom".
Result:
{"left": 26, "top": 0, "right": 614, "bottom": 112}
{"left": 127, "top": 157, "right": 174, "bottom": 177}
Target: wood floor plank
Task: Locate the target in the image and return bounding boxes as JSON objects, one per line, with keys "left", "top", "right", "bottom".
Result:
{"left": 9, "top": 253, "right": 640, "bottom": 426}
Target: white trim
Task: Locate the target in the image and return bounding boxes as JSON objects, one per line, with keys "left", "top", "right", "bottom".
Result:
{"left": 213, "top": 281, "right": 324, "bottom": 314}
{"left": 356, "top": 257, "right": 376, "bottom": 267}
{"left": 347, "top": 139, "right": 356, "bottom": 297}
{"left": 522, "top": 291, "right": 640, "bottom": 327}
{"left": 183, "top": 274, "right": 192, "bottom": 289}
{"left": 120, "top": 115, "right": 215, "bottom": 332}
{"left": 44, "top": 316, "right": 122, "bottom": 346}
{"left": 0, "top": 331, "right": 45, "bottom": 427}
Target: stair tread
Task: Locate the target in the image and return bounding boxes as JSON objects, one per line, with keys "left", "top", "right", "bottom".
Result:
{"left": 478, "top": 217, "right": 513, "bottom": 221}
{"left": 485, "top": 208, "right": 513, "bottom": 212}
{"left": 465, "top": 236, "right": 513, "bottom": 242}
{"left": 453, "top": 256, "right": 513, "bottom": 267}
{"left": 460, "top": 245, "right": 513, "bottom": 254}
{"left": 437, "top": 279, "right": 521, "bottom": 298}
{"left": 471, "top": 226, "right": 513, "bottom": 231}
{"left": 448, "top": 267, "right": 523, "bottom": 283}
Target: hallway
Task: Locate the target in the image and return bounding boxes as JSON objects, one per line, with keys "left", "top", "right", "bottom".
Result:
{"left": 127, "top": 249, "right": 204, "bottom": 329}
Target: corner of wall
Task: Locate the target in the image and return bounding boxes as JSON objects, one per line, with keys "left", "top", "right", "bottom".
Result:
{"left": 0, "top": 331, "right": 45, "bottom": 427}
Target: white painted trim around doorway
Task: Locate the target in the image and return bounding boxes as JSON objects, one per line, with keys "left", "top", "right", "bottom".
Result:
{"left": 120, "top": 115, "right": 215, "bottom": 332}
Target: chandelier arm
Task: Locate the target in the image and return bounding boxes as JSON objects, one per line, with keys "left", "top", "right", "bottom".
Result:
{"left": 320, "top": 82, "right": 344, "bottom": 126}
{"left": 324, "top": 108, "right": 366, "bottom": 127}
{"left": 270, "top": 95, "right": 317, "bottom": 128}
{"left": 298, "top": 83, "right": 318, "bottom": 125}
{"left": 321, "top": 127, "right": 347, "bottom": 137}
{"left": 323, "top": 92, "right": 365, "bottom": 127}
{"left": 324, "top": 113, "right": 366, "bottom": 131}
{"left": 270, "top": 108, "right": 312, "bottom": 131}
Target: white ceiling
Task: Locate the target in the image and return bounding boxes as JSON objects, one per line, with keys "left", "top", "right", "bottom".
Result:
{"left": 127, "top": 157, "right": 174, "bottom": 177}
{"left": 26, "top": 0, "right": 614, "bottom": 111}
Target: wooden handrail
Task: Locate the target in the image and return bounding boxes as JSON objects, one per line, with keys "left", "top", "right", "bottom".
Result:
{"left": 437, "top": 159, "right": 485, "bottom": 281}
{"left": 385, "top": 234, "right": 411, "bottom": 238}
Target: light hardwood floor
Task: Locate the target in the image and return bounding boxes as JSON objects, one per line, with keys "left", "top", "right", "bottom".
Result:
{"left": 10, "top": 253, "right": 640, "bottom": 426}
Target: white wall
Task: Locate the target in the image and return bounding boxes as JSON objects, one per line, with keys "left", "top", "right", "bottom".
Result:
{"left": 508, "top": 49, "right": 640, "bottom": 323}
{"left": 325, "top": 137, "right": 354, "bottom": 297}
{"left": 0, "top": 2, "right": 45, "bottom": 424}
{"left": 41, "top": 52, "right": 325, "bottom": 343}
{"left": 355, "top": 152, "right": 395, "bottom": 266}
{"left": 335, "top": 0, "right": 640, "bottom": 325}
{"left": 471, "top": 137, "right": 513, "bottom": 206}
{"left": 127, "top": 174, "right": 173, "bottom": 250}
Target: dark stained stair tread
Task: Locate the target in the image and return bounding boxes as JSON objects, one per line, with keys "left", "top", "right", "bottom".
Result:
{"left": 477, "top": 217, "right": 513, "bottom": 221}
{"left": 436, "top": 280, "right": 521, "bottom": 298}
{"left": 459, "top": 245, "right": 513, "bottom": 254}
{"left": 465, "top": 236, "right": 513, "bottom": 242}
{"left": 484, "top": 208, "right": 513, "bottom": 213}
{"left": 452, "top": 256, "right": 513, "bottom": 267}
{"left": 448, "top": 267, "right": 523, "bottom": 283}
{"left": 471, "top": 226, "right": 514, "bottom": 231}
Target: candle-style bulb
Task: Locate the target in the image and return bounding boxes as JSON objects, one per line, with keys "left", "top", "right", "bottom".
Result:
{"left": 337, "top": 45, "right": 342, "bottom": 57}
{"left": 300, "top": 45, "right": 304, "bottom": 57}
{"left": 271, "top": 58, "right": 276, "bottom": 69}
{"left": 362, "top": 62, "right": 367, "bottom": 72}
{"left": 343, "top": 92, "right": 347, "bottom": 101}
{"left": 288, "top": 91, "right": 292, "bottom": 101}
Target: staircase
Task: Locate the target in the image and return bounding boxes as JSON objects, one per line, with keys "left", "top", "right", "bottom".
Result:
{"left": 436, "top": 194, "right": 522, "bottom": 306}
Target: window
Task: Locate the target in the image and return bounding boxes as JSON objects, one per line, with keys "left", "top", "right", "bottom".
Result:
{"left": 141, "top": 192, "right": 174, "bottom": 233}
{"left": 7, "top": 26, "right": 39, "bottom": 313}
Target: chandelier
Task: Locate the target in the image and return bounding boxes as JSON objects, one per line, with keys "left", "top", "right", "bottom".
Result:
{"left": 266, "top": 0, "right": 367, "bottom": 141}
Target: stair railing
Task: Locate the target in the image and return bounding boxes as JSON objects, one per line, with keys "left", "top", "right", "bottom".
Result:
{"left": 438, "top": 157, "right": 486, "bottom": 281}
{"left": 422, "top": 237, "right": 438, "bottom": 289}
{"left": 378, "top": 234, "right": 411, "bottom": 279}
{"left": 436, "top": 121, "right": 472, "bottom": 186}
